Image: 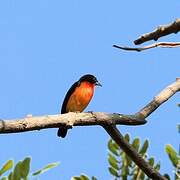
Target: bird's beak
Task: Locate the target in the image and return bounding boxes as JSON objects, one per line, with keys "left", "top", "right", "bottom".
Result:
{"left": 95, "top": 81, "right": 102, "bottom": 87}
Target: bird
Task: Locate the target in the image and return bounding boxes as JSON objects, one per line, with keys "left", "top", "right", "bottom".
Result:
{"left": 57, "top": 74, "right": 102, "bottom": 138}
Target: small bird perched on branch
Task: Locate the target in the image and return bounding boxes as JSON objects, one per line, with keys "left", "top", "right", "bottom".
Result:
{"left": 57, "top": 74, "right": 102, "bottom": 138}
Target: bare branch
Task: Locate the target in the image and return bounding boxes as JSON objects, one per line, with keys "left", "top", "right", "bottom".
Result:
{"left": 103, "top": 78, "right": 180, "bottom": 180}
{"left": 0, "top": 113, "right": 146, "bottom": 134}
{"left": 8, "top": 76, "right": 180, "bottom": 135}
{"left": 134, "top": 18, "right": 180, "bottom": 45}
{"left": 113, "top": 42, "right": 180, "bottom": 52}
{"left": 136, "top": 78, "right": 180, "bottom": 118}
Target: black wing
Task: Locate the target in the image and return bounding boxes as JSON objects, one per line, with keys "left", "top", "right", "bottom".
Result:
{"left": 61, "top": 81, "right": 79, "bottom": 114}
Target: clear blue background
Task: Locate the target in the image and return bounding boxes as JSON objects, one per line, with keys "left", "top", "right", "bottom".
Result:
{"left": 0, "top": 0, "right": 179, "bottom": 179}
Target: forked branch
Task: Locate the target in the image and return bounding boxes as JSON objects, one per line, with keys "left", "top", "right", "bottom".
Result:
{"left": 1, "top": 79, "right": 180, "bottom": 180}
{"left": 113, "top": 18, "right": 180, "bottom": 51}
{"left": 104, "top": 78, "right": 180, "bottom": 180}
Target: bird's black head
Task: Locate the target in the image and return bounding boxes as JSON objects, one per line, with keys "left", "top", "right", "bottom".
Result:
{"left": 79, "top": 74, "right": 102, "bottom": 86}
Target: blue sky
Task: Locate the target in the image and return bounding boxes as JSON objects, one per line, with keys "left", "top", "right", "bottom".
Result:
{"left": 0, "top": 0, "right": 179, "bottom": 179}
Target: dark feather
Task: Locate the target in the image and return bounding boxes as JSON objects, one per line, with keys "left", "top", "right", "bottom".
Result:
{"left": 58, "top": 81, "right": 79, "bottom": 138}
{"left": 61, "top": 81, "right": 79, "bottom": 113}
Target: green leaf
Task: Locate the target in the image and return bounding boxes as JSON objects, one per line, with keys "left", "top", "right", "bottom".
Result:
{"left": 32, "top": 162, "right": 59, "bottom": 176}
{"left": 121, "top": 165, "right": 129, "bottom": 177}
{"left": 139, "top": 140, "right": 149, "bottom": 155}
{"left": 91, "top": 176, "right": 97, "bottom": 180}
{"left": 132, "top": 166, "right": 138, "bottom": 177}
{"left": 154, "top": 162, "right": 161, "bottom": 171}
{"left": 165, "top": 144, "right": 179, "bottom": 167}
{"left": 7, "top": 172, "right": 13, "bottom": 180}
{"left": 108, "top": 154, "right": 119, "bottom": 170}
{"left": 71, "top": 177, "right": 81, "bottom": 180}
{"left": 1, "top": 177, "right": 7, "bottom": 180}
{"left": 20, "top": 157, "right": 31, "bottom": 178}
{"left": 126, "top": 156, "right": 132, "bottom": 167}
{"left": 12, "top": 161, "right": 22, "bottom": 180}
{"left": 124, "top": 134, "right": 130, "bottom": 142}
{"left": 0, "top": 160, "right": 13, "bottom": 176}
{"left": 71, "top": 174, "right": 90, "bottom": 180}
{"left": 79, "top": 174, "right": 89, "bottom": 180}
{"left": 132, "top": 138, "right": 140, "bottom": 151}
{"left": 139, "top": 171, "right": 145, "bottom": 180}
{"left": 120, "top": 151, "right": 132, "bottom": 167}
{"left": 164, "top": 174, "right": 171, "bottom": 180}
{"left": 108, "top": 139, "right": 119, "bottom": 156}
{"left": 113, "top": 142, "right": 119, "bottom": 150}
{"left": 132, "top": 168, "right": 144, "bottom": 180}
{"left": 108, "top": 167, "right": 119, "bottom": 177}
{"left": 148, "top": 157, "right": 154, "bottom": 167}
{"left": 108, "top": 139, "right": 119, "bottom": 151}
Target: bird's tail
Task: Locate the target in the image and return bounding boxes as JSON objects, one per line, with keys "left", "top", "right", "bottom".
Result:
{"left": 57, "top": 127, "right": 68, "bottom": 138}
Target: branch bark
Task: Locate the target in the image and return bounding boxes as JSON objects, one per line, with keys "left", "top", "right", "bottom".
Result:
{"left": 134, "top": 18, "right": 180, "bottom": 45}
{"left": 0, "top": 113, "right": 146, "bottom": 134}
{"left": 104, "top": 125, "right": 167, "bottom": 180}
{"left": 113, "top": 42, "right": 180, "bottom": 52}
{"left": 113, "top": 19, "right": 180, "bottom": 52}
{"left": 136, "top": 78, "right": 180, "bottom": 118}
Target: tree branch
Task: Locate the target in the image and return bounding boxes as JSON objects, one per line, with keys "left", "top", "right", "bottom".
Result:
{"left": 134, "top": 18, "right": 180, "bottom": 45}
{"left": 1, "top": 79, "right": 180, "bottom": 179}
{"left": 0, "top": 113, "right": 146, "bottom": 134}
{"left": 103, "top": 125, "right": 167, "bottom": 180}
{"left": 136, "top": 78, "right": 180, "bottom": 118}
{"left": 103, "top": 78, "right": 180, "bottom": 180}
{"left": 113, "top": 42, "right": 180, "bottom": 52}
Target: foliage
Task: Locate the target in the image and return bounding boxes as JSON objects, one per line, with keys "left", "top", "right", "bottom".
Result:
{"left": 0, "top": 157, "right": 59, "bottom": 180}
{"left": 165, "top": 125, "right": 180, "bottom": 180}
{"left": 72, "top": 134, "right": 160, "bottom": 180}
{"left": 1, "top": 128, "right": 179, "bottom": 180}
{"left": 107, "top": 134, "right": 160, "bottom": 180}
{"left": 71, "top": 174, "right": 97, "bottom": 180}
{"left": 72, "top": 127, "right": 179, "bottom": 180}
{"left": 165, "top": 145, "right": 180, "bottom": 180}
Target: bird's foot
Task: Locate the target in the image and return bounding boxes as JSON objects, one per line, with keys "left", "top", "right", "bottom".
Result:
{"left": 87, "top": 110, "right": 93, "bottom": 113}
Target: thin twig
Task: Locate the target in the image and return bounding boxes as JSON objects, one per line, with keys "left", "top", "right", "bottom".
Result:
{"left": 134, "top": 18, "right": 180, "bottom": 45}
{"left": 113, "top": 42, "right": 180, "bottom": 52}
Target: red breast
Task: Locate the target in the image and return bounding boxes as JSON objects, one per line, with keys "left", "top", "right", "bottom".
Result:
{"left": 66, "top": 81, "right": 95, "bottom": 112}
